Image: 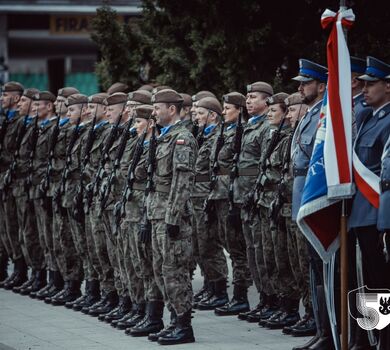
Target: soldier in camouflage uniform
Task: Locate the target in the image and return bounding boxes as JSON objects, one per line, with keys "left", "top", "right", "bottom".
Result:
{"left": 0, "top": 82, "right": 28, "bottom": 289}
{"left": 203, "top": 92, "right": 252, "bottom": 316}
{"left": 235, "top": 82, "right": 273, "bottom": 322}
{"left": 134, "top": 89, "right": 197, "bottom": 345}
{"left": 190, "top": 97, "right": 229, "bottom": 310}
{"left": 255, "top": 93, "right": 301, "bottom": 329}
{"left": 33, "top": 87, "right": 78, "bottom": 300}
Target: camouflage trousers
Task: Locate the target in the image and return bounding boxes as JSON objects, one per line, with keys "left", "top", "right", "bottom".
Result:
{"left": 13, "top": 195, "right": 44, "bottom": 270}
{"left": 36, "top": 197, "right": 59, "bottom": 272}
{"left": 52, "top": 205, "right": 83, "bottom": 281}
{"left": 151, "top": 218, "right": 193, "bottom": 316}
{"left": 102, "top": 208, "right": 125, "bottom": 296}
{"left": 285, "top": 214, "right": 311, "bottom": 310}
{"left": 89, "top": 203, "right": 115, "bottom": 294}
{"left": 84, "top": 213, "right": 103, "bottom": 283}
{"left": 214, "top": 200, "right": 252, "bottom": 288}
{"left": 260, "top": 205, "right": 300, "bottom": 300}
{"left": 3, "top": 195, "right": 24, "bottom": 262}
{"left": 67, "top": 209, "right": 98, "bottom": 282}
{"left": 0, "top": 197, "right": 12, "bottom": 258}
{"left": 192, "top": 197, "right": 228, "bottom": 282}
{"left": 120, "top": 208, "right": 146, "bottom": 304}
{"left": 241, "top": 207, "right": 270, "bottom": 295}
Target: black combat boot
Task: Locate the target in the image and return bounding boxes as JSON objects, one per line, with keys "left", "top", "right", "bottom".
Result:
{"left": 265, "top": 297, "right": 301, "bottom": 329}
{"left": 239, "top": 292, "right": 266, "bottom": 321}
{"left": 4, "top": 258, "right": 27, "bottom": 290}
{"left": 197, "top": 280, "right": 228, "bottom": 311}
{"left": 193, "top": 279, "right": 209, "bottom": 308}
{"left": 116, "top": 302, "right": 146, "bottom": 330}
{"left": 39, "top": 271, "right": 64, "bottom": 301}
{"left": 127, "top": 301, "right": 164, "bottom": 337}
{"left": 112, "top": 302, "right": 137, "bottom": 328}
{"left": 31, "top": 270, "right": 53, "bottom": 299}
{"left": 103, "top": 295, "right": 132, "bottom": 323}
{"left": 21, "top": 269, "right": 47, "bottom": 295}
{"left": 73, "top": 280, "right": 100, "bottom": 311}
{"left": 51, "top": 280, "right": 82, "bottom": 306}
{"left": 157, "top": 309, "right": 195, "bottom": 345}
{"left": 286, "top": 312, "right": 317, "bottom": 336}
{"left": 148, "top": 309, "right": 177, "bottom": 341}
{"left": 0, "top": 254, "right": 8, "bottom": 283}
{"left": 88, "top": 290, "right": 118, "bottom": 317}
{"left": 257, "top": 294, "right": 280, "bottom": 326}
{"left": 13, "top": 270, "right": 36, "bottom": 294}
{"left": 82, "top": 291, "right": 109, "bottom": 314}
{"left": 66, "top": 281, "right": 90, "bottom": 309}
{"left": 214, "top": 284, "right": 250, "bottom": 316}
{"left": 45, "top": 281, "right": 69, "bottom": 304}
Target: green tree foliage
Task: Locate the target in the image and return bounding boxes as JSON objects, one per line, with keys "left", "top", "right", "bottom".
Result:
{"left": 91, "top": 0, "right": 390, "bottom": 95}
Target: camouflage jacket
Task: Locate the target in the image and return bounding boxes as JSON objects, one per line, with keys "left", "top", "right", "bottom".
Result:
{"left": 192, "top": 124, "right": 218, "bottom": 198}
{"left": 233, "top": 115, "right": 269, "bottom": 203}
{"left": 147, "top": 122, "right": 197, "bottom": 225}
{"left": 257, "top": 126, "right": 292, "bottom": 208}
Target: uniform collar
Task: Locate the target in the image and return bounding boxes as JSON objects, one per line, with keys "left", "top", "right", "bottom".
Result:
{"left": 307, "top": 99, "right": 323, "bottom": 113}
{"left": 204, "top": 124, "right": 216, "bottom": 136}
{"left": 373, "top": 101, "right": 390, "bottom": 117}
{"left": 143, "top": 140, "right": 150, "bottom": 146}
{"left": 353, "top": 92, "right": 363, "bottom": 100}
{"left": 59, "top": 117, "right": 69, "bottom": 127}
{"left": 159, "top": 124, "right": 174, "bottom": 138}
{"left": 40, "top": 119, "right": 50, "bottom": 128}
{"left": 248, "top": 114, "right": 265, "bottom": 125}
{"left": 6, "top": 109, "right": 17, "bottom": 120}
{"left": 226, "top": 123, "right": 237, "bottom": 131}
{"left": 94, "top": 120, "right": 109, "bottom": 130}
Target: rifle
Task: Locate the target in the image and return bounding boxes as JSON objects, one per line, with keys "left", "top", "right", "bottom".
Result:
{"left": 73, "top": 108, "right": 99, "bottom": 220}
{"left": 0, "top": 112, "right": 9, "bottom": 156}
{"left": 113, "top": 119, "right": 150, "bottom": 233}
{"left": 139, "top": 122, "right": 157, "bottom": 243}
{"left": 195, "top": 111, "right": 210, "bottom": 148}
{"left": 85, "top": 104, "right": 125, "bottom": 209}
{"left": 99, "top": 115, "right": 134, "bottom": 212}
{"left": 53, "top": 111, "right": 83, "bottom": 213}
{"left": 191, "top": 121, "right": 199, "bottom": 139}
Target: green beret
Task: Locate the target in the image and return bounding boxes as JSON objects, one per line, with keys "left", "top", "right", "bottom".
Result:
{"left": 197, "top": 97, "right": 222, "bottom": 115}
{"left": 285, "top": 93, "right": 304, "bottom": 107}
{"left": 57, "top": 87, "right": 79, "bottom": 98}
{"left": 137, "top": 84, "right": 154, "bottom": 92}
{"left": 128, "top": 90, "right": 152, "bottom": 105}
{"left": 66, "top": 94, "right": 88, "bottom": 106}
{"left": 134, "top": 105, "right": 154, "bottom": 119}
{"left": 2, "top": 81, "right": 24, "bottom": 93}
{"left": 180, "top": 93, "right": 193, "bottom": 107}
{"left": 105, "top": 92, "right": 127, "bottom": 106}
{"left": 152, "top": 85, "right": 172, "bottom": 95}
{"left": 222, "top": 92, "right": 246, "bottom": 108}
{"left": 151, "top": 89, "right": 183, "bottom": 104}
{"left": 107, "top": 82, "right": 129, "bottom": 95}
{"left": 191, "top": 90, "right": 216, "bottom": 102}
{"left": 266, "top": 92, "right": 289, "bottom": 106}
{"left": 246, "top": 81, "right": 274, "bottom": 96}
{"left": 38, "top": 91, "right": 56, "bottom": 102}
{"left": 88, "top": 93, "right": 109, "bottom": 104}
{"left": 23, "top": 88, "right": 40, "bottom": 100}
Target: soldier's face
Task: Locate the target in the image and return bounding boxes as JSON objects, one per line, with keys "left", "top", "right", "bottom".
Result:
{"left": 152, "top": 102, "right": 172, "bottom": 127}
{"left": 17, "top": 96, "right": 32, "bottom": 116}
{"left": 67, "top": 105, "right": 82, "bottom": 124}
{"left": 106, "top": 103, "right": 124, "bottom": 124}
{"left": 134, "top": 117, "right": 149, "bottom": 136}
{"left": 88, "top": 103, "right": 106, "bottom": 121}
{"left": 30, "top": 101, "right": 39, "bottom": 115}
{"left": 0, "top": 91, "right": 20, "bottom": 110}
{"left": 267, "top": 104, "right": 287, "bottom": 126}
{"left": 124, "top": 101, "right": 140, "bottom": 118}
{"left": 54, "top": 96, "right": 67, "bottom": 116}
{"left": 180, "top": 106, "right": 191, "bottom": 121}
{"left": 190, "top": 104, "right": 197, "bottom": 120}
{"left": 223, "top": 103, "right": 239, "bottom": 123}
{"left": 246, "top": 92, "right": 268, "bottom": 116}
{"left": 286, "top": 104, "right": 307, "bottom": 127}
{"left": 362, "top": 80, "right": 390, "bottom": 108}
{"left": 194, "top": 107, "right": 209, "bottom": 127}
{"left": 36, "top": 101, "right": 53, "bottom": 119}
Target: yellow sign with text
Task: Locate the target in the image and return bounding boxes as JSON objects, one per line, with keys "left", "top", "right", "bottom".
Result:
{"left": 50, "top": 15, "right": 93, "bottom": 35}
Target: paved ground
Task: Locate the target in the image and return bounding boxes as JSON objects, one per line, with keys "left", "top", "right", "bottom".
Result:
{"left": 0, "top": 266, "right": 311, "bottom": 350}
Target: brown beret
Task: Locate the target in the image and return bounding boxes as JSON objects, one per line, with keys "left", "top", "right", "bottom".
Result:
{"left": 197, "top": 97, "right": 222, "bottom": 115}
{"left": 2, "top": 81, "right": 24, "bottom": 93}
{"left": 107, "top": 82, "right": 129, "bottom": 95}
{"left": 152, "top": 85, "right": 172, "bottom": 95}
{"left": 66, "top": 94, "right": 88, "bottom": 106}
{"left": 88, "top": 93, "right": 109, "bottom": 104}
{"left": 38, "top": 91, "right": 56, "bottom": 102}
{"left": 57, "top": 87, "right": 80, "bottom": 98}
{"left": 192, "top": 90, "right": 216, "bottom": 102}
{"left": 285, "top": 93, "right": 304, "bottom": 107}
{"left": 151, "top": 89, "right": 183, "bottom": 104}
{"left": 128, "top": 90, "right": 152, "bottom": 104}
{"left": 23, "top": 88, "right": 40, "bottom": 100}
{"left": 266, "top": 92, "right": 289, "bottom": 106}
{"left": 105, "top": 92, "right": 127, "bottom": 106}
{"left": 137, "top": 84, "right": 154, "bottom": 92}
{"left": 134, "top": 105, "right": 154, "bottom": 120}
{"left": 246, "top": 81, "right": 274, "bottom": 96}
{"left": 180, "top": 93, "right": 192, "bottom": 107}
{"left": 222, "top": 92, "right": 246, "bottom": 108}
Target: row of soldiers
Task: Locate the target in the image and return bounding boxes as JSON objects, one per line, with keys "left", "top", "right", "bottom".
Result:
{"left": 0, "top": 54, "right": 389, "bottom": 349}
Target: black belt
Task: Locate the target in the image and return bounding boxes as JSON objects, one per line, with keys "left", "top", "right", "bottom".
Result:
{"left": 216, "top": 167, "right": 230, "bottom": 176}
{"left": 195, "top": 174, "right": 210, "bottom": 183}
{"left": 293, "top": 167, "right": 308, "bottom": 177}
{"left": 132, "top": 182, "right": 146, "bottom": 191}
{"left": 238, "top": 167, "right": 258, "bottom": 176}
{"left": 155, "top": 184, "right": 170, "bottom": 193}
{"left": 381, "top": 180, "right": 390, "bottom": 193}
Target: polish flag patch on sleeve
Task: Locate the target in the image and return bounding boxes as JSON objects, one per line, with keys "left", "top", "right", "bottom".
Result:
{"left": 176, "top": 139, "right": 185, "bottom": 145}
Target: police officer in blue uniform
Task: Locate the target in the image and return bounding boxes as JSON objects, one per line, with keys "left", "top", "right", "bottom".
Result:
{"left": 290, "top": 59, "right": 334, "bottom": 350}
{"left": 350, "top": 56, "right": 390, "bottom": 350}
{"left": 351, "top": 57, "right": 370, "bottom": 129}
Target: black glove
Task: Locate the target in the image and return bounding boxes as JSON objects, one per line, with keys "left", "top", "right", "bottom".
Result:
{"left": 227, "top": 206, "right": 242, "bottom": 231}
{"left": 381, "top": 231, "right": 390, "bottom": 263}
{"left": 242, "top": 192, "right": 255, "bottom": 209}
{"left": 166, "top": 224, "right": 180, "bottom": 239}
{"left": 139, "top": 220, "right": 152, "bottom": 244}
{"left": 203, "top": 198, "right": 216, "bottom": 224}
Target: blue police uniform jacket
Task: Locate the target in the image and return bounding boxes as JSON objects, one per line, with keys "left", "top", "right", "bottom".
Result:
{"left": 292, "top": 99, "right": 322, "bottom": 220}
{"left": 378, "top": 136, "right": 390, "bottom": 231}
{"left": 349, "top": 103, "right": 390, "bottom": 229}
{"left": 353, "top": 93, "right": 370, "bottom": 130}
